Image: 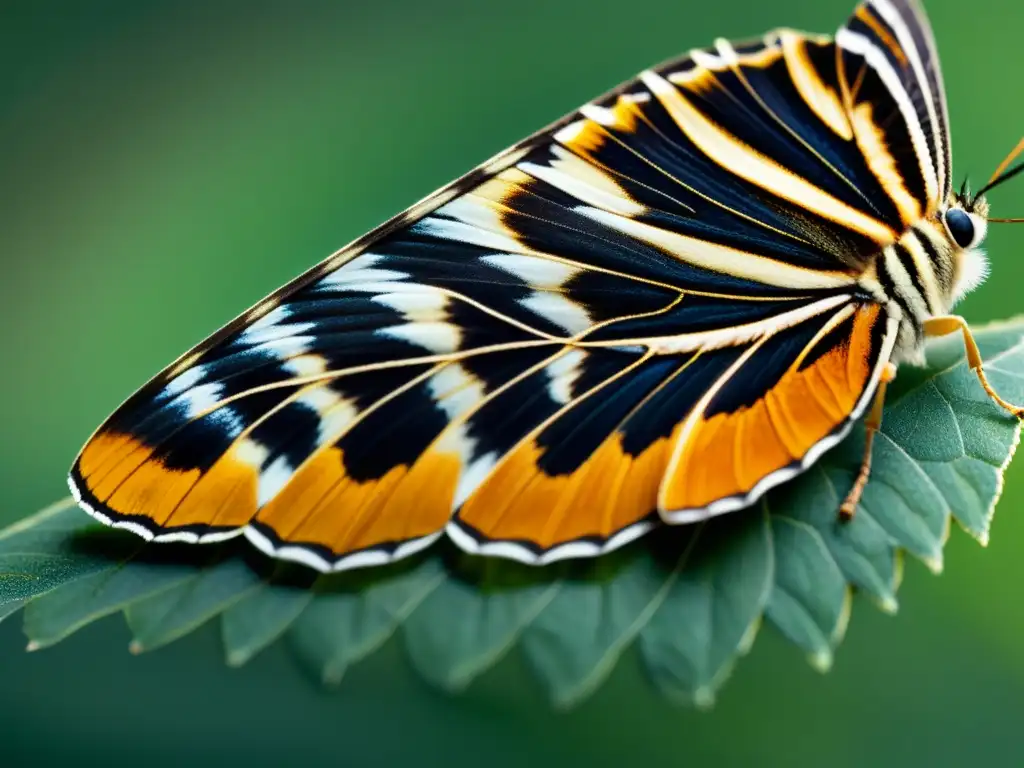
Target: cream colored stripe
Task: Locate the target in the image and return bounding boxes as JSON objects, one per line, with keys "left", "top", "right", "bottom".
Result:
{"left": 639, "top": 69, "right": 895, "bottom": 244}
{"left": 577, "top": 205, "right": 857, "bottom": 290}
{"left": 724, "top": 34, "right": 874, "bottom": 217}
{"left": 847, "top": 99, "right": 922, "bottom": 225}
{"left": 836, "top": 28, "right": 939, "bottom": 210}
{"left": 780, "top": 31, "right": 853, "bottom": 141}
{"left": 581, "top": 293, "right": 853, "bottom": 354}
{"left": 913, "top": 218, "right": 953, "bottom": 289}
{"left": 869, "top": 0, "right": 946, "bottom": 193}
{"left": 899, "top": 231, "right": 943, "bottom": 314}
{"left": 790, "top": 303, "right": 858, "bottom": 369}
{"left": 882, "top": 246, "right": 929, "bottom": 319}
{"left": 518, "top": 147, "right": 647, "bottom": 218}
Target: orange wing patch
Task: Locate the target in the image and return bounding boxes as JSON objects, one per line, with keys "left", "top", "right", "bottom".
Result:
{"left": 660, "top": 303, "right": 888, "bottom": 514}
{"left": 163, "top": 441, "right": 263, "bottom": 530}
{"left": 77, "top": 432, "right": 154, "bottom": 503}
{"left": 449, "top": 352, "right": 692, "bottom": 559}
{"left": 77, "top": 432, "right": 201, "bottom": 527}
{"left": 456, "top": 435, "right": 666, "bottom": 553}
{"left": 253, "top": 447, "right": 457, "bottom": 557}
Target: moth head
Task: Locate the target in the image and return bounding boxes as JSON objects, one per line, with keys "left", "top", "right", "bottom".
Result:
{"left": 941, "top": 189, "right": 990, "bottom": 303}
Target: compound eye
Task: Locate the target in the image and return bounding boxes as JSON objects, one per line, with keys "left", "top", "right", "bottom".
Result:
{"left": 944, "top": 208, "right": 976, "bottom": 248}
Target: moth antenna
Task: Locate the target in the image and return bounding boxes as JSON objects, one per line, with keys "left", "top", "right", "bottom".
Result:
{"left": 986, "top": 137, "right": 1024, "bottom": 186}
{"left": 988, "top": 218, "right": 1024, "bottom": 223}
{"left": 976, "top": 136, "right": 1024, "bottom": 197}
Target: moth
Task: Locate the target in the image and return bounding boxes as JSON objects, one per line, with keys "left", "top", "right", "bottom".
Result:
{"left": 70, "top": 0, "right": 1024, "bottom": 572}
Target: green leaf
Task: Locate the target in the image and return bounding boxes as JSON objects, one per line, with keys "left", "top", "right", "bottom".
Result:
{"left": 124, "top": 558, "right": 263, "bottom": 653}
{"left": 521, "top": 549, "right": 679, "bottom": 709}
{"left": 23, "top": 547, "right": 201, "bottom": 650}
{"left": 221, "top": 568, "right": 316, "bottom": 667}
{"left": 0, "top": 498, "right": 124, "bottom": 610}
{"left": 639, "top": 508, "right": 773, "bottom": 708}
{"left": 764, "top": 516, "right": 849, "bottom": 671}
{"left": 2, "top": 317, "right": 1023, "bottom": 707}
{"left": 404, "top": 559, "right": 559, "bottom": 694}
{"left": 288, "top": 559, "right": 444, "bottom": 685}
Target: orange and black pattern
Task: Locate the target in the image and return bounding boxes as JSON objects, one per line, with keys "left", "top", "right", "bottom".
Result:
{"left": 71, "top": 0, "right": 944, "bottom": 571}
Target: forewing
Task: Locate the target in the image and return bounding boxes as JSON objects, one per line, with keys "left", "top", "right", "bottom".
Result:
{"left": 71, "top": 27, "right": 908, "bottom": 571}
{"left": 837, "top": 0, "right": 952, "bottom": 216}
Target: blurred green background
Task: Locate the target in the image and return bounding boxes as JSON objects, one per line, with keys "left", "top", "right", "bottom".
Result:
{"left": 2, "top": 0, "right": 1024, "bottom": 765}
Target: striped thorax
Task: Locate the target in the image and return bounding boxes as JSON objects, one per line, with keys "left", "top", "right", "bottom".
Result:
{"left": 866, "top": 194, "right": 991, "bottom": 363}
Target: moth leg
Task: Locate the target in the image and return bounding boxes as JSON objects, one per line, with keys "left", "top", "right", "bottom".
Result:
{"left": 923, "top": 316, "right": 1024, "bottom": 418}
{"left": 839, "top": 362, "right": 897, "bottom": 521}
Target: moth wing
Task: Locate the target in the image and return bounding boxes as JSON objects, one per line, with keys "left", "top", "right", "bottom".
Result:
{"left": 71, "top": 26, "right": 914, "bottom": 571}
